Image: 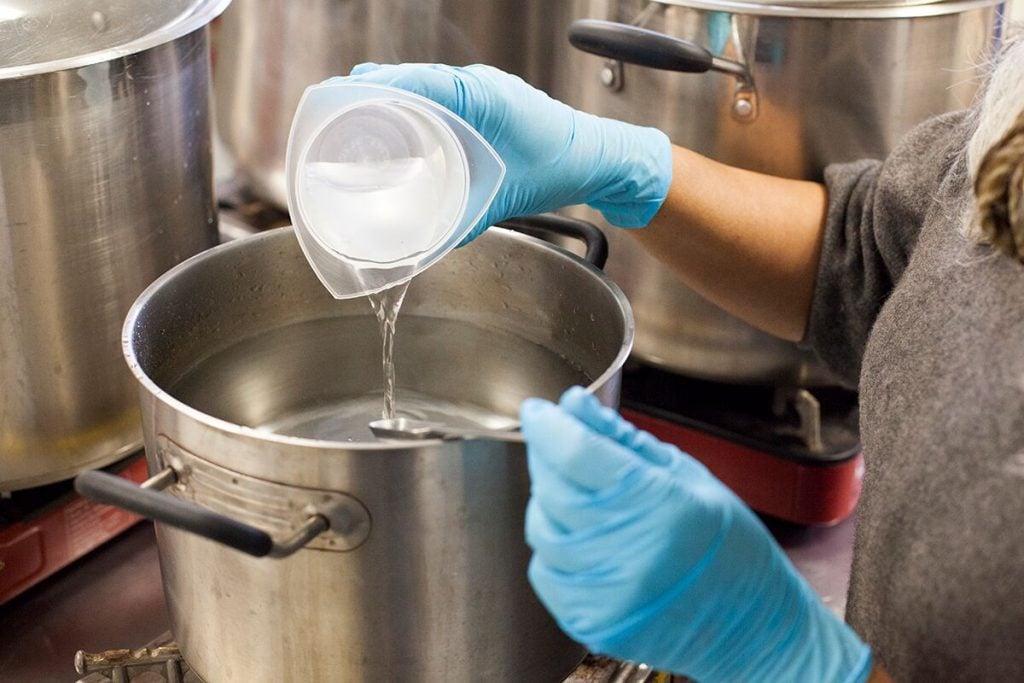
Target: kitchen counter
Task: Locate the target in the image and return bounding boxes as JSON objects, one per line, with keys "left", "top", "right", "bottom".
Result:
{"left": 0, "top": 515, "right": 856, "bottom": 682}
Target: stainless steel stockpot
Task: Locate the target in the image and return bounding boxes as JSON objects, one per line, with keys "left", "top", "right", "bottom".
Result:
{"left": 0, "top": 0, "right": 231, "bottom": 490}
{"left": 78, "top": 220, "right": 631, "bottom": 682}
{"left": 213, "top": 0, "right": 574, "bottom": 208}
{"left": 555, "top": 0, "right": 1004, "bottom": 385}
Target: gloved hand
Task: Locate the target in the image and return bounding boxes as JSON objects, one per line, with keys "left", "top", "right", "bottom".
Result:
{"left": 520, "top": 387, "right": 872, "bottom": 682}
{"left": 333, "top": 63, "right": 672, "bottom": 241}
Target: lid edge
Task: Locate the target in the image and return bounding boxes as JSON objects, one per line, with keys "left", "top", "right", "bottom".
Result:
{"left": 0, "top": 0, "right": 231, "bottom": 80}
{"left": 653, "top": 0, "right": 1001, "bottom": 18}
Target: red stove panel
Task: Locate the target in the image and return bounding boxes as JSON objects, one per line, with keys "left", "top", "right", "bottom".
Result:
{"left": 1, "top": 455, "right": 147, "bottom": 605}
{"left": 622, "top": 408, "right": 863, "bottom": 526}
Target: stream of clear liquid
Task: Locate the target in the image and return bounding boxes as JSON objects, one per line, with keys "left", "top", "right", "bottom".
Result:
{"left": 365, "top": 281, "right": 411, "bottom": 420}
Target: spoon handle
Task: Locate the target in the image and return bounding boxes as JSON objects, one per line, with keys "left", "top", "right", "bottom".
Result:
{"left": 436, "top": 427, "right": 525, "bottom": 444}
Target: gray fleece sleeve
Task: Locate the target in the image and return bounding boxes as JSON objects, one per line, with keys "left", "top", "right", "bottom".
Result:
{"left": 802, "top": 111, "right": 972, "bottom": 386}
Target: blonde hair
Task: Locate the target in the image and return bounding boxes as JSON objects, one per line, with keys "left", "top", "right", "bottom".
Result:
{"left": 974, "top": 108, "right": 1024, "bottom": 263}
{"left": 965, "top": 32, "right": 1024, "bottom": 262}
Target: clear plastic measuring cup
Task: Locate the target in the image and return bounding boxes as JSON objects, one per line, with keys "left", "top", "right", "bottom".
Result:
{"left": 285, "top": 82, "right": 506, "bottom": 299}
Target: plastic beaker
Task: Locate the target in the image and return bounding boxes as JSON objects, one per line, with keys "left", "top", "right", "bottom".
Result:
{"left": 285, "top": 82, "right": 506, "bottom": 299}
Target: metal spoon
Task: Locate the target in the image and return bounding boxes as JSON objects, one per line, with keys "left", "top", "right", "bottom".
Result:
{"left": 368, "top": 417, "right": 524, "bottom": 443}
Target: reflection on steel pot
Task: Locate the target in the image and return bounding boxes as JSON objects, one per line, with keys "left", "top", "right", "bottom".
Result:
{"left": 556, "top": 0, "right": 1004, "bottom": 385}
{"left": 0, "top": 0, "right": 230, "bottom": 490}
{"left": 78, "top": 219, "right": 631, "bottom": 681}
{"left": 213, "top": 0, "right": 573, "bottom": 208}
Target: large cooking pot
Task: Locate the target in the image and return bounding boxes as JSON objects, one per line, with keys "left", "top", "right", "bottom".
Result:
{"left": 554, "top": 0, "right": 1004, "bottom": 385}
{"left": 213, "top": 0, "right": 573, "bottom": 208}
{"left": 76, "top": 218, "right": 630, "bottom": 682}
{"left": 0, "top": 0, "right": 231, "bottom": 490}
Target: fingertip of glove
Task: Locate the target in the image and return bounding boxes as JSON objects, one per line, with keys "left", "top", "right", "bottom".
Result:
{"left": 519, "top": 397, "right": 555, "bottom": 424}
{"left": 349, "top": 62, "right": 382, "bottom": 76}
{"left": 559, "top": 387, "right": 604, "bottom": 424}
{"left": 560, "top": 387, "right": 626, "bottom": 437}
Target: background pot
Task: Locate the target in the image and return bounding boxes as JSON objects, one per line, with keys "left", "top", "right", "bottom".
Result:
{"left": 79, "top": 219, "right": 631, "bottom": 682}
{"left": 213, "top": 0, "right": 573, "bottom": 209}
{"left": 0, "top": 0, "right": 230, "bottom": 490}
{"left": 554, "top": 0, "right": 1004, "bottom": 385}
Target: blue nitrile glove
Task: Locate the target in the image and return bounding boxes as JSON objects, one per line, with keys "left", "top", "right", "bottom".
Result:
{"left": 333, "top": 63, "right": 672, "bottom": 241}
{"left": 519, "top": 387, "right": 873, "bottom": 683}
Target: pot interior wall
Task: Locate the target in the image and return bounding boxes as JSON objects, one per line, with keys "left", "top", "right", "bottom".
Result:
{"left": 132, "top": 227, "right": 629, "bottom": 437}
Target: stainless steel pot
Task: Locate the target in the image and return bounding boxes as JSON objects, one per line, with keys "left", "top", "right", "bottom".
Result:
{"left": 213, "top": 0, "right": 573, "bottom": 208}
{"left": 554, "top": 0, "right": 1003, "bottom": 385}
{"left": 76, "top": 219, "right": 631, "bottom": 682}
{"left": 0, "top": 0, "right": 231, "bottom": 490}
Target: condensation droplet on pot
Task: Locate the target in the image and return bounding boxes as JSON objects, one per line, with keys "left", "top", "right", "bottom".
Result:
{"left": 91, "top": 11, "right": 108, "bottom": 32}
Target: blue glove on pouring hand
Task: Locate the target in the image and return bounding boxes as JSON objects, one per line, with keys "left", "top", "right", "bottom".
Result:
{"left": 334, "top": 63, "right": 673, "bottom": 241}
{"left": 520, "top": 387, "right": 873, "bottom": 683}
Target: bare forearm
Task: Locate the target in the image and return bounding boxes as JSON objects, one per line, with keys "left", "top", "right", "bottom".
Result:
{"left": 635, "top": 146, "right": 828, "bottom": 341}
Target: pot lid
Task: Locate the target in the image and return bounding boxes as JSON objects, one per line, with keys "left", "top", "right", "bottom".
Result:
{"left": 0, "top": 0, "right": 231, "bottom": 80}
{"left": 654, "top": 0, "right": 1000, "bottom": 18}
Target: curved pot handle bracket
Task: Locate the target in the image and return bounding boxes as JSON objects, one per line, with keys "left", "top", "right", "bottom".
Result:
{"left": 497, "top": 214, "right": 609, "bottom": 269}
{"left": 75, "top": 444, "right": 371, "bottom": 559}
{"left": 568, "top": 18, "right": 758, "bottom": 122}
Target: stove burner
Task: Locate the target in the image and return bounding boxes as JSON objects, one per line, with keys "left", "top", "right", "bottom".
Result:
{"left": 76, "top": 643, "right": 194, "bottom": 683}
{"left": 73, "top": 635, "right": 684, "bottom": 683}
{"left": 620, "top": 365, "right": 863, "bottom": 524}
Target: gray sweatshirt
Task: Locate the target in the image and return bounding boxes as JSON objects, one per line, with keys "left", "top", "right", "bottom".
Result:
{"left": 806, "top": 111, "right": 1024, "bottom": 680}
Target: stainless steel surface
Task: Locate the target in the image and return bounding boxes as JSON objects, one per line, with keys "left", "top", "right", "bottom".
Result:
{"left": 0, "top": 2, "right": 231, "bottom": 490}
{"left": 793, "top": 388, "right": 824, "bottom": 452}
{"left": 556, "top": 0, "right": 1002, "bottom": 384}
{"left": 213, "top": 0, "right": 574, "bottom": 208}
{"left": 642, "top": 0, "right": 1001, "bottom": 18}
{"left": 121, "top": 226, "right": 632, "bottom": 682}
{"left": 0, "top": 0, "right": 230, "bottom": 78}
{"left": 369, "top": 417, "right": 526, "bottom": 443}
{"left": 149, "top": 442, "right": 374, "bottom": 556}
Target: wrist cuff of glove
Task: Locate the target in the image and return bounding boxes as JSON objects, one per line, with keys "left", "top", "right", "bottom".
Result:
{"left": 587, "top": 126, "right": 672, "bottom": 228}
{"left": 844, "top": 646, "right": 874, "bottom": 683}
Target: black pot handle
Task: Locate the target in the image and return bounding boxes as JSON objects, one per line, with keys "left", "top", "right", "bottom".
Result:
{"left": 76, "top": 470, "right": 274, "bottom": 556}
{"left": 497, "top": 214, "right": 609, "bottom": 270}
{"left": 75, "top": 469, "right": 333, "bottom": 558}
{"left": 568, "top": 19, "right": 713, "bottom": 73}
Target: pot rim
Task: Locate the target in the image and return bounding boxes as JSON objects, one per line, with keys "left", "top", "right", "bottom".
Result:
{"left": 121, "top": 226, "right": 635, "bottom": 451}
{"left": 652, "top": 0, "right": 1000, "bottom": 19}
{"left": 0, "top": 0, "right": 231, "bottom": 80}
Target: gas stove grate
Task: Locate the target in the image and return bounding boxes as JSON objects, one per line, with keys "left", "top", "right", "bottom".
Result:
{"left": 74, "top": 634, "right": 681, "bottom": 683}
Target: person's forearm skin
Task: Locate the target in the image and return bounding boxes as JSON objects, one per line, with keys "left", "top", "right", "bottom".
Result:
{"left": 635, "top": 145, "right": 828, "bottom": 341}
{"left": 868, "top": 662, "right": 893, "bottom": 683}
